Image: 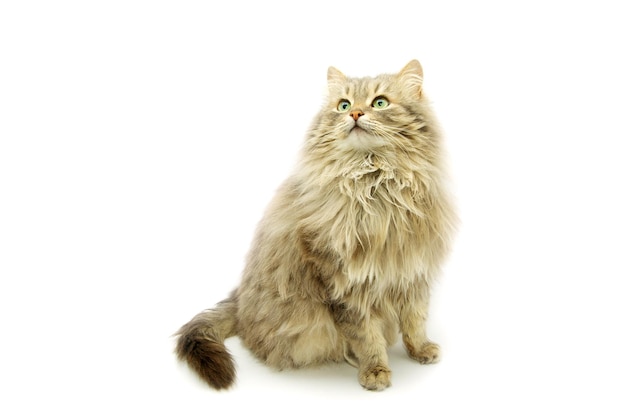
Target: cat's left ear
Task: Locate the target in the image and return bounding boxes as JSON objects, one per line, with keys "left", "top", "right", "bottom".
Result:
{"left": 398, "top": 59, "right": 424, "bottom": 98}
{"left": 327, "top": 66, "right": 347, "bottom": 85}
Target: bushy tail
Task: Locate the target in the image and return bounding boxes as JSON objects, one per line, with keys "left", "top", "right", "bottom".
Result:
{"left": 175, "top": 297, "right": 238, "bottom": 390}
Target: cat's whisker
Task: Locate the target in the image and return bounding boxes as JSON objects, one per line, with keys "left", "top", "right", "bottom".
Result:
{"left": 367, "top": 124, "right": 403, "bottom": 145}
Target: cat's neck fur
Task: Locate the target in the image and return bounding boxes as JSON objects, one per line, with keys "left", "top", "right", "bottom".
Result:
{"left": 287, "top": 128, "right": 450, "bottom": 298}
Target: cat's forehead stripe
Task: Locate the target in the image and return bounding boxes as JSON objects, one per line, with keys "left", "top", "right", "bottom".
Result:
{"left": 341, "top": 77, "right": 389, "bottom": 101}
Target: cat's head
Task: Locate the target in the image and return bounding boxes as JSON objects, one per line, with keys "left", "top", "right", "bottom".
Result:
{"left": 308, "top": 60, "right": 432, "bottom": 154}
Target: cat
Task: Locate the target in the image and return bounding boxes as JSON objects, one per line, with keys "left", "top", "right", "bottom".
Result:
{"left": 175, "top": 60, "right": 456, "bottom": 391}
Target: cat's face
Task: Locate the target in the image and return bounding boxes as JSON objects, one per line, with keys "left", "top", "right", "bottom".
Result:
{"left": 310, "top": 60, "right": 426, "bottom": 153}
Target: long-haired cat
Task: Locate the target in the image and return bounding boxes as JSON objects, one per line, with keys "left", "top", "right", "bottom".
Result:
{"left": 175, "top": 60, "right": 456, "bottom": 391}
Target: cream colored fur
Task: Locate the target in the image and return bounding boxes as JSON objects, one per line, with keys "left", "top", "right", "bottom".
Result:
{"left": 176, "top": 60, "right": 456, "bottom": 391}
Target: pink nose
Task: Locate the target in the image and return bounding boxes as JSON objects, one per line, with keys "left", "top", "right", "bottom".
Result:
{"left": 350, "top": 110, "right": 364, "bottom": 121}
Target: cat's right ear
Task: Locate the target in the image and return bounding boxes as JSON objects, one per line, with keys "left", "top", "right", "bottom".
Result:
{"left": 327, "top": 66, "right": 347, "bottom": 85}
{"left": 398, "top": 60, "right": 424, "bottom": 98}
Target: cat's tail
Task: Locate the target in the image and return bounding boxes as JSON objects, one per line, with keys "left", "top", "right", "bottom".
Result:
{"left": 175, "top": 296, "right": 238, "bottom": 390}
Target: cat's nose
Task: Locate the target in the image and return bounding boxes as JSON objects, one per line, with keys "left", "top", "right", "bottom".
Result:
{"left": 350, "top": 110, "right": 364, "bottom": 121}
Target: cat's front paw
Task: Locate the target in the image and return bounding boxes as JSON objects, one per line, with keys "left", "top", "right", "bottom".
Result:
{"left": 358, "top": 365, "right": 392, "bottom": 391}
{"left": 407, "top": 341, "right": 441, "bottom": 364}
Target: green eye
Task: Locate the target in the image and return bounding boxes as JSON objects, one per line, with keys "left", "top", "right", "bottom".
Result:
{"left": 337, "top": 100, "right": 351, "bottom": 112}
{"left": 372, "top": 96, "right": 389, "bottom": 109}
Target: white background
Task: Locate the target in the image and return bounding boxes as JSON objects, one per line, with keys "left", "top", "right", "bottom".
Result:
{"left": 1, "top": 1, "right": 625, "bottom": 417}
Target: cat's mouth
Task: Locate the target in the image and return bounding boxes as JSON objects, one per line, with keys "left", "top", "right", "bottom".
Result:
{"left": 350, "top": 121, "right": 369, "bottom": 134}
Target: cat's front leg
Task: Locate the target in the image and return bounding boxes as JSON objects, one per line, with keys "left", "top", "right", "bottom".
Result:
{"left": 400, "top": 281, "right": 441, "bottom": 364}
{"left": 331, "top": 302, "right": 392, "bottom": 391}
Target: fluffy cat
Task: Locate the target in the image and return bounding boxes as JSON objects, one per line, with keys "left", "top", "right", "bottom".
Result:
{"left": 175, "top": 60, "right": 456, "bottom": 391}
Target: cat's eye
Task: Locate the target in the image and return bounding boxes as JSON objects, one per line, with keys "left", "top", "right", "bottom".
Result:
{"left": 372, "top": 96, "right": 389, "bottom": 109}
{"left": 337, "top": 100, "right": 351, "bottom": 112}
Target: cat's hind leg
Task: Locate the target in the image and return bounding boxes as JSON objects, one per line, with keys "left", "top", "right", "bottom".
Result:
{"left": 239, "top": 296, "right": 344, "bottom": 370}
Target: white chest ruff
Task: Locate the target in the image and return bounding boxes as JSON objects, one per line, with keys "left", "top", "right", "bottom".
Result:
{"left": 322, "top": 175, "right": 439, "bottom": 293}
{"left": 338, "top": 207, "right": 434, "bottom": 291}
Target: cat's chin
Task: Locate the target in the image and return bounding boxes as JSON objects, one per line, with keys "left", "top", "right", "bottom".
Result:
{"left": 341, "top": 128, "right": 386, "bottom": 151}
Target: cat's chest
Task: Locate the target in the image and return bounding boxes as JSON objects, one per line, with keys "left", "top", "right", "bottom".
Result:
{"left": 338, "top": 184, "right": 423, "bottom": 252}
{"left": 321, "top": 177, "right": 436, "bottom": 281}
{"left": 301, "top": 173, "right": 435, "bottom": 284}
{"left": 342, "top": 215, "right": 430, "bottom": 290}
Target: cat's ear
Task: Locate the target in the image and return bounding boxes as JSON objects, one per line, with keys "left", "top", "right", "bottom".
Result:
{"left": 398, "top": 59, "right": 424, "bottom": 98}
{"left": 327, "top": 66, "right": 347, "bottom": 85}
